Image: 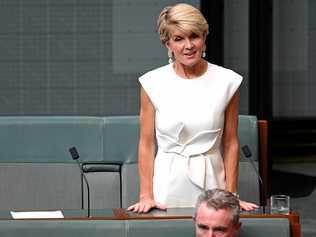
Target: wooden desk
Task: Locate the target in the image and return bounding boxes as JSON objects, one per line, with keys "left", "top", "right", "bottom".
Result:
{"left": 0, "top": 208, "right": 300, "bottom": 237}
{"left": 117, "top": 207, "right": 301, "bottom": 237}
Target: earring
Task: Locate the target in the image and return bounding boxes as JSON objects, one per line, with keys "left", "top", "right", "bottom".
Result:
{"left": 202, "top": 45, "right": 206, "bottom": 58}
{"left": 168, "top": 50, "right": 173, "bottom": 64}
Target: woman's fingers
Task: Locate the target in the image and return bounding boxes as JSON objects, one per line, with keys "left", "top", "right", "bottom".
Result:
{"left": 127, "top": 199, "right": 166, "bottom": 213}
{"left": 155, "top": 202, "right": 167, "bottom": 210}
{"left": 239, "top": 200, "right": 259, "bottom": 211}
{"left": 127, "top": 203, "right": 138, "bottom": 212}
{"left": 143, "top": 203, "right": 154, "bottom": 213}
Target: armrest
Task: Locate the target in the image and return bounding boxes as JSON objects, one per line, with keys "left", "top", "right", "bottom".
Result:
{"left": 258, "top": 120, "right": 268, "bottom": 206}
{"left": 82, "top": 164, "right": 120, "bottom": 172}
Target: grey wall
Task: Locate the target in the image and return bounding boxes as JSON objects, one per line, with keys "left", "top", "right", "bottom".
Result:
{"left": 224, "top": 0, "right": 249, "bottom": 115}
{"left": 7, "top": 0, "right": 316, "bottom": 118}
{"left": 273, "top": 0, "right": 316, "bottom": 118}
{"left": 0, "top": 0, "right": 199, "bottom": 116}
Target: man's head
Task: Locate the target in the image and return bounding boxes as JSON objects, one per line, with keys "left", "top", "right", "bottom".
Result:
{"left": 194, "top": 189, "right": 241, "bottom": 237}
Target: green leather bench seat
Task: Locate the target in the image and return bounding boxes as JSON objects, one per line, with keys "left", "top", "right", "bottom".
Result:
{"left": 0, "top": 115, "right": 260, "bottom": 210}
{"left": 0, "top": 116, "right": 139, "bottom": 164}
{"left": 128, "top": 218, "right": 290, "bottom": 237}
{"left": 0, "top": 220, "right": 125, "bottom": 237}
{"left": 0, "top": 218, "right": 290, "bottom": 237}
{"left": 0, "top": 116, "right": 138, "bottom": 210}
{"left": 0, "top": 163, "right": 82, "bottom": 210}
{"left": 240, "top": 218, "right": 290, "bottom": 237}
{"left": 237, "top": 115, "right": 260, "bottom": 203}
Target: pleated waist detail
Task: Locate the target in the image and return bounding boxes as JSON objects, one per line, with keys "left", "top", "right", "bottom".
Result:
{"left": 156, "top": 126, "right": 225, "bottom": 189}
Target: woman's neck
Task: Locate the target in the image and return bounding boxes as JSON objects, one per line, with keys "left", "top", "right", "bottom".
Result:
{"left": 173, "top": 59, "right": 207, "bottom": 79}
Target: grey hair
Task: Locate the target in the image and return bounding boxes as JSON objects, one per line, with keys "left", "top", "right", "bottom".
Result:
{"left": 195, "top": 189, "right": 240, "bottom": 225}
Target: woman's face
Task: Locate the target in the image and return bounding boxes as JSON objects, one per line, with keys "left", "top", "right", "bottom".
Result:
{"left": 166, "top": 29, "right": 206, "bottom": 67}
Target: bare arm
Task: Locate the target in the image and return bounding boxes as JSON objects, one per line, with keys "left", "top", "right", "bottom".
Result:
{"left": 222, "top": 89, "right": 258, "bottom": 210}
{"left": 138, "top": 87, "right": 156, "bottom": 201}
{"left": 128, "top": 87, "right": 166, "bottom": 213}
{"left": 222, "top": 89, "right": 240, "bottom": 193}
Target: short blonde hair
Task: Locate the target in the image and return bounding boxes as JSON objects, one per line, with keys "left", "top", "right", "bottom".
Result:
{"left": 157, "top": 3, "right": 209, "bottom": 44}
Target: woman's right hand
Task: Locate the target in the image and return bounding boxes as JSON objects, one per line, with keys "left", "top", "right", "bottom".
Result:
{"left": 239, "top": 199, "right": 259, "bottom": 211}
{"left": 127, "top": 197, "right": 167, "bottom": 213}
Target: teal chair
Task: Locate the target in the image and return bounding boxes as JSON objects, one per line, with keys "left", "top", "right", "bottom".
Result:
{"left": 238, "top": 115, "right": 268, "bottom": 206}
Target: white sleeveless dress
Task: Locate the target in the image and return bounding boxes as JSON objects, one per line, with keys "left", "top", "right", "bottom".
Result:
{"left": 138, "top": 62, "right": 242, "bottom": 207}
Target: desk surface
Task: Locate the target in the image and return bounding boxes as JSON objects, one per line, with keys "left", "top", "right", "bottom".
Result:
{"left": 0, "top": 207, "right": 299, "bottom": 220}
{"left": 0, "top": 208, "right": 301, "bottom": 237}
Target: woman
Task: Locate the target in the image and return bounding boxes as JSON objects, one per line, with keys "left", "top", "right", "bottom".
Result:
{"left": 128, "top": 3, "right": 258, "bottom": 213}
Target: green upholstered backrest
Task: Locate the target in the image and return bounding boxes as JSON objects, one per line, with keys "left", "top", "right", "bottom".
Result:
{"left": 0, "top": 115, "right": 256, "bottom": 164}
{"left": 238, "top": 115, "right": 258, "bottom": 161}
{"left": 127, "top": 218, "right": 290, "bottom": 237}
{"left": 237, "top": 115, "right": 260, "bottom": 203}
{"left": 103, "top": 116, "right": 139, "bottom": 164}
{"left": 0, "top": 116, "right": 139, "bottom": 164}
{"left": 0, "top": 116, "right": 104, "bottom": 163}
{"left": 0, "top": 218, "right": 291, "bottom": 237}
{"left": 127, "top": 219, "right": 194, "bottom": 237}
{"left": 240, "top": 218, "right": 290, "bottom": 237}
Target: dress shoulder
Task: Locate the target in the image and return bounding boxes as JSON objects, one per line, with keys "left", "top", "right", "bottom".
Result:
{"left": 209, "top": 63, "right": 242, "bottom": 84}
{"left": 138, "top": 64, "right": 170, "bottom": 107}
{"left": 210, "top": 63, "right": 242, "bottom": 95}
{"left": 138, "top": 64, "right": 170, "bottom": 85}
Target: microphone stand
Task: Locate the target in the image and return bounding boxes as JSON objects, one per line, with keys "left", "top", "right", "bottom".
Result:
{"left": 69, "top": 147, "right": 91, "bottom": 218}
{"left": 241, "top": 145, "right": 266, "bottom": 212}
{"left": 241, "top": 145, "right": 263, "bottom": 184}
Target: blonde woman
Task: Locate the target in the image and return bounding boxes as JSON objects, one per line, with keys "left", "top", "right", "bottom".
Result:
{"left": 128, "top": 3, "right": 258, "bottom": 213}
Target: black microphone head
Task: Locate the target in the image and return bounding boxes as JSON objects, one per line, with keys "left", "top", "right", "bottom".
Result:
{"left": 69, "top": 147, "right": 80, "bottom": 160}
{"left": 241, "top": 145, "right": 252, "bottom": 158}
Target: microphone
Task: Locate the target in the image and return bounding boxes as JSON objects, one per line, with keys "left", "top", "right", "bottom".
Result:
{"left": 241, "top": 145, "right": 263, "bottom": 184}
{"left": 68, "top": 147, "right": 91, "bottom": 218}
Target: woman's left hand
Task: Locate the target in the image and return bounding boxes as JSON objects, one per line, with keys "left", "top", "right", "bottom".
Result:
{"left": 239, "top": 199, "right": 259, "bottom": 211}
